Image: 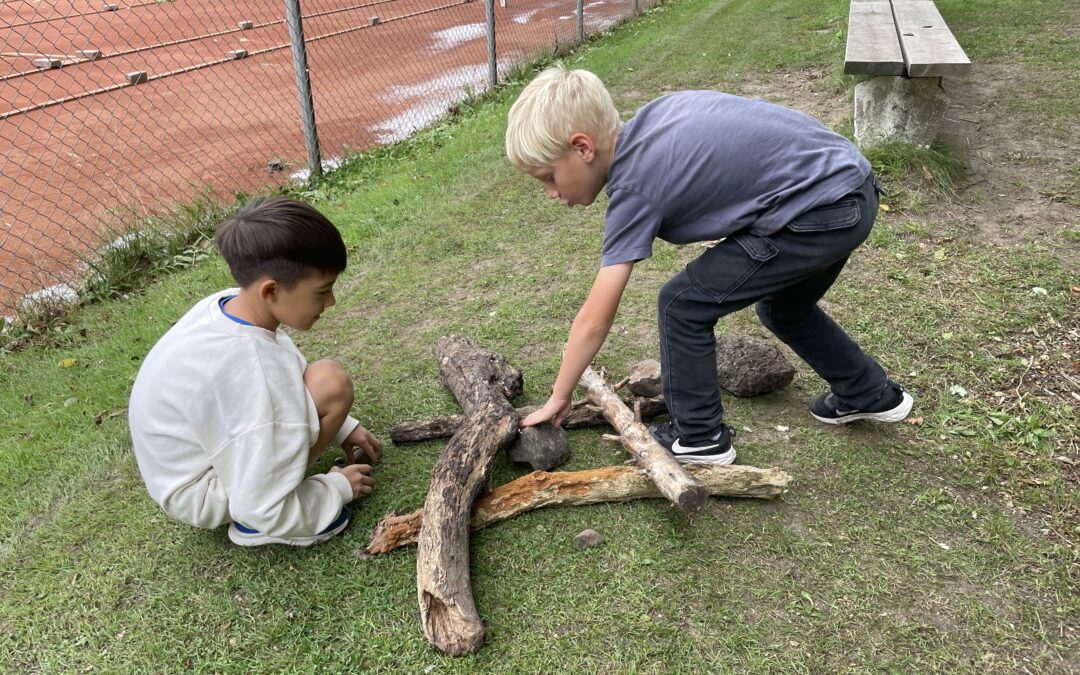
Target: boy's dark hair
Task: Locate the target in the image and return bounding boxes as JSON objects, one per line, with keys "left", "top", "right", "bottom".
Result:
{"left": 214, "top": 197, "right": 347, "bottom": 288}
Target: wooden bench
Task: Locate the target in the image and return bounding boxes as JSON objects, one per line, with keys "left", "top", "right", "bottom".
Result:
{"left": 843, "top": 0, "right": 970, "bottom": 144}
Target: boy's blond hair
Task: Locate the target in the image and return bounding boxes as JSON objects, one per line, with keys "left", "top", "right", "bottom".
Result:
{"left": 505, "top": 64, "right": 622, "bottom": 170}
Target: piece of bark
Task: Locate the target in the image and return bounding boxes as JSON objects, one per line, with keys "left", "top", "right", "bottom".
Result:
{"left": 416, "top": 335, "right": 522, "bottom": 656}
{"left": 389, "top": 396, "right": 668, "bottom": 444}
{"left": 627, "top": 359, "right": 663, "bottom": 397}
{"left": 579, "top": 367, "right": 709, "bottom": 514}
{"left": 368, "top": 464, "right": 792, "bottom": 553}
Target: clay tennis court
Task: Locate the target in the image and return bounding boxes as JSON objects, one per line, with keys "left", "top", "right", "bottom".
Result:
{"left": 0, "top": 0, "right": 636, "bottom": 313}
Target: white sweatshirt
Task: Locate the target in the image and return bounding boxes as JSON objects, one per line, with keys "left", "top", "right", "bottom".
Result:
{"left": 129, "top": 289, "right": 360, "bottom": 537}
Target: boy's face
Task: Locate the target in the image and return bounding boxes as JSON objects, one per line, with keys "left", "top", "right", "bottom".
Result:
{"left": 526, "top": 133, "right": 608, "bottom": 207}
{"left": 269, "top": 270, "right": 338, "bottom": 331}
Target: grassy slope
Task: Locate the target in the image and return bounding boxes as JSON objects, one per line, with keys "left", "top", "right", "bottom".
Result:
{"left": 1, "top": 0, "right": 1077, "bottom": 672}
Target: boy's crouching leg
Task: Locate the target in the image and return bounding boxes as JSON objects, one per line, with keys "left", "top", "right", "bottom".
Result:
{"left": 304, "top": 359, "right": 355, "bottom": 464}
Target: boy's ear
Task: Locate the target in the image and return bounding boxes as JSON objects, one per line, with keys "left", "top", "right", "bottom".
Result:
{"left": 256, "top": 278, "right": 278, "bottom": 302}
{"left": 568, "top": 132, "right": 597, "bottom": 162}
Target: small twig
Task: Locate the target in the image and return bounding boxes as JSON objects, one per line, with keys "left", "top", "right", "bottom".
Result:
{"left": 1015, "top": 356, "right": 1035, "bottom": 410}
{"left": 601, "top": 433, "right": 622, "bottom": 442}
{"left": 634, "top": 399, "right": 642, "bottom": 423}
{"left": 612, "top": 376, "right": 630, "bottom": 391}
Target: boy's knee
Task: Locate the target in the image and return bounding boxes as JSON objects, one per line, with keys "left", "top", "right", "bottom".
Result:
{"left": 305, "top": 360, "right": 354, "bottom": 415}
{"left": 657, "top": 277, "right": 682, "bottom": 315}
{"left": 757, "top": 298, "right": 812, "bottom": 331}
{"left": 755, "top": 299, "right": 774, "bottom": 328}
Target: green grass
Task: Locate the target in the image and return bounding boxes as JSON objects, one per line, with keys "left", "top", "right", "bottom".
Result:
{"left": 2, "top": 0, "right": 1079, "bottom": 671}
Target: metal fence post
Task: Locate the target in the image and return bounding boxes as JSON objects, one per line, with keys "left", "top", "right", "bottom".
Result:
{"left": 284, "top": 0, "right": 322, "bottom": 181}
{"left": 577, "top": 0, "right": 584, "bottom": 42}
{"left": 485, "top": 0, "right": 496, "bottom": 89}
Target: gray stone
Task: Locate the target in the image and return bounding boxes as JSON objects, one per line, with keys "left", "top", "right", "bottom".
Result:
{"left": 227, "top": 49, "right": 248, "bottom": 60}
{"left": 33, "top": 58, "right": 61, "bottom": 70}
{"left": 627, "top": 359, "right": 662, "bottom": 397}
{"left": 125, "top": 71, "right": 148, "bottom": 85}
{"left": 716, "top": 335, "right": 796, "bottom": 397}
{"left": 237, "top": 20, "right": 253, "bottom": 30}
{"left": 854, "top": 76, "right": 947, "bottom": 146}
{"left": 574, "top": 529, "right": 604, "bottom": 549}
{"left": 507, "top": 423, "right": 570, "bottom": 471}
{"left": 78, "top": 49, "right": 102, "bottom": 60}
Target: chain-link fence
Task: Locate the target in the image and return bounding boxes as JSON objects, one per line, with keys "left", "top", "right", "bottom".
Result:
{"left": 0, "top": 0, "right": 657, "bottom": 316}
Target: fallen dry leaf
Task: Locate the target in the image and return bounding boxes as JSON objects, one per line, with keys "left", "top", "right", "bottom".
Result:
{"left": 904, "top": 416, "right": 925, "bottom": 426}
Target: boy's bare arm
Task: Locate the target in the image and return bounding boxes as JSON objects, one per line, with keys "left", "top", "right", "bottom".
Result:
{"left": 522, "top": 262, "right": 634, "bottom": 428}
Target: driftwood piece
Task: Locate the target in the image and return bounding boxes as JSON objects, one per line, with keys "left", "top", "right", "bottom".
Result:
{"left": 389, "top": 396, "right": 668, "bottom": 444}
{"left": 369, "top": 464, "right": 792, "bottom": 553}
{"left": 579, "top": 367, "right": 709, "bottom": 514}
{"left": 416, "top": 336, "right": 522, "bottom": 656}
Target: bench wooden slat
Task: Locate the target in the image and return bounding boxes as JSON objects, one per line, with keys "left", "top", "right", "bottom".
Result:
{"left": 844, "top": 1, "right": 905, "bottom": 76}
{"left": 891, "top": 0, "right": 971, "bottom": 77}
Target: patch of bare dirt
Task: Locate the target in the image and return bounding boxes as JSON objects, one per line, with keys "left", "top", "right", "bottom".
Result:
{"left": 735, "top": 64, "right": 1079, "bottom": 264}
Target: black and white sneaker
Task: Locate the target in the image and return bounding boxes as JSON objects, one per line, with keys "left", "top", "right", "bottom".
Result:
{"left": 810, "top": 385, "right": 914, "bottom": 425}
{"left": 648, "top": 421, "right": 737, "bottom": 465}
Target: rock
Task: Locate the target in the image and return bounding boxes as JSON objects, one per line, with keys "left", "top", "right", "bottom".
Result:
{"left": 627, "top": 359, "right": 662, "bottom": 397}
{"left": 573, "top": 529, "right": 604, "bottom": 549}
{"left": 854, "top": 76, "right": 947, "bottom": 146}
{"left": 716, "top": 335, "right": 796, "bottom": 397}
{"left": 507, "top": 423, "right": 570, "bottom": 471}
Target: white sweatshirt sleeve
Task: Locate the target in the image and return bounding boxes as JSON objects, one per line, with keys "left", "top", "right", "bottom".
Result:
{"left": 334, "top": 415, "right": 362, "bottom": 447}
{"left": 210, "top": 420, "right": 352, "bottom": 537}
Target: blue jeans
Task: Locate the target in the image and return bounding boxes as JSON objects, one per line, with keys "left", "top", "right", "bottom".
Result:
{"left": 657, "top": 174, "right": 892, "bottom": 444}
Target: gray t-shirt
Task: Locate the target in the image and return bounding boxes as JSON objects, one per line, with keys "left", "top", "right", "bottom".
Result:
{"left": 601, "top": 91, "right": 871, "bottom": 267}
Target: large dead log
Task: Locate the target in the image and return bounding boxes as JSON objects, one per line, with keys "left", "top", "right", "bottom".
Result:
{"left": 579, "top": 366, "right": 709, "bottom": 514}
{"left": 389, "top": 396, "right": 669, "bottom": 444}
{"left": 369, "top": 463, "right": 791, "bottom": 553}
{"left": 416, "top": 336, "right": 522, "bottom": 656}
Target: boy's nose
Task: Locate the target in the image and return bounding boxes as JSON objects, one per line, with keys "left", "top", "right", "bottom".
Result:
{"left": 545, "top": 185, "right": 558, "bottom": 199}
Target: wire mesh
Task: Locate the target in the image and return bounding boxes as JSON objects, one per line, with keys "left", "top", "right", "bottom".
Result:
{"left": 0, "top": 0, "right": 658, "bottom": 315}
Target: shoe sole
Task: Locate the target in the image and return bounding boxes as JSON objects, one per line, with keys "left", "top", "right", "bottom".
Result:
{"left": 672, "top": 446, "right": 737, "bottom": 465}
{"left": 228, "top": 517, "right": 349, "bottom": 547}
{"left": 811, "top": 391, "right": 914, "bottom": 425}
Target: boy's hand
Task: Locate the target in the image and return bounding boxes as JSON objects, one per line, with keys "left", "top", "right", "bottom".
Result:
{"left": 331, "top": 464, "right": 375, "bottom": 501}
{"left": 521, "top": 394, "right": 572, "bottom": 428}
{"left": 344, "top": 424, "right": 383, "bottom": 465}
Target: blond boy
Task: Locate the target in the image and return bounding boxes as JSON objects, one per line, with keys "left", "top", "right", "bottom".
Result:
{"left": 507, "top": 65, "right": 912, "bottom": 463}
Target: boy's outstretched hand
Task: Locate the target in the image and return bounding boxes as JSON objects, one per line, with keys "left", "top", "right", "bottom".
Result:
{"left": 520, "top": 394, "right": 572, "bottom": 428}
{"left": 331, "top": 463, "right": 374, "bottom": 501}
{"left": 344, "top": 424, "right": 383, "bottom": 465}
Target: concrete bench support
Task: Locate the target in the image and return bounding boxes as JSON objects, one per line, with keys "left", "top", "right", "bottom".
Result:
{"left": 854, "top": 76, "right": 946, "bottom": 145}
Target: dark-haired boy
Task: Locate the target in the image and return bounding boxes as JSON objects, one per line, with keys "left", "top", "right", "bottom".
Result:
{"left": 129, "top": 197, "right": 382, "bottom": 547}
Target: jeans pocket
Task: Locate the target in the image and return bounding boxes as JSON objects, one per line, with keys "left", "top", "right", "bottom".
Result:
{"left": 732, "top": 232, "right": 779, "bottom": 262}
{"left": 786, "top": 198, "right": 860, "bottom": 232}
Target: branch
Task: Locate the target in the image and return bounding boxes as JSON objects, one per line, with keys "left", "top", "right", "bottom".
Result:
{"left": 369, "top": 464, "right": 791, "bottom": 554}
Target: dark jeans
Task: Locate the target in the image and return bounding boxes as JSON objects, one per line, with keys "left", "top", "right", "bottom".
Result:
{"left": 657, "top": 174, "right": 892, "bottom": 444}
